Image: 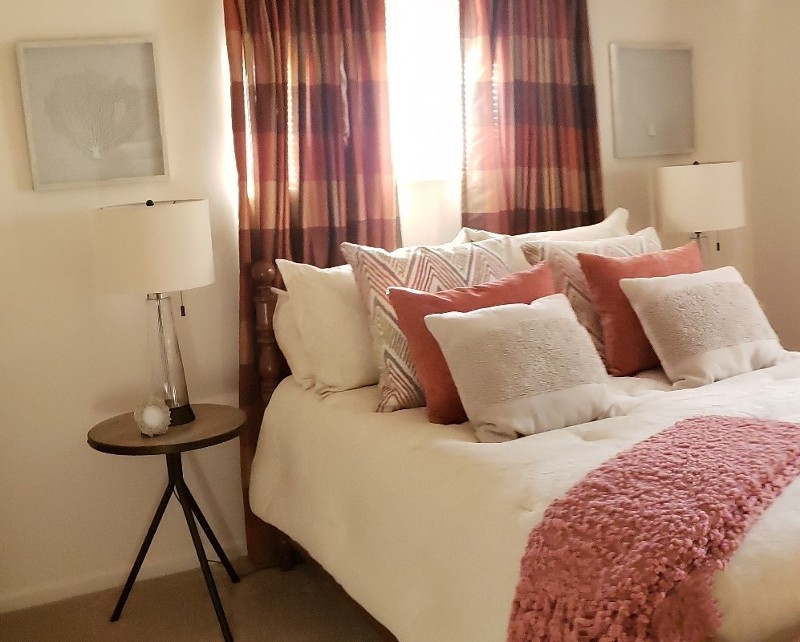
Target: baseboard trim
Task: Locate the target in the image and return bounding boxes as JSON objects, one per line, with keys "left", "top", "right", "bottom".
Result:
{"left": 0, "top": 540, "right": 247, "bottom": 613}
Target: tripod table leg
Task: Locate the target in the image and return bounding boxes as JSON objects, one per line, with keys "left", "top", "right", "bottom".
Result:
{"left": 110, "top": 479, "right": 174, "bottom": 622}
{"left": 182, "top": 484, "right": 240, "bottom": 583}
{"left": 169, "top": 454, "right": 234, "bottom": 642}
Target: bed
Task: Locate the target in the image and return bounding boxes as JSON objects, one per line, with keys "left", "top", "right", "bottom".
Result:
{"left": 239, "top": 216, "right": 800, "bottom": 642}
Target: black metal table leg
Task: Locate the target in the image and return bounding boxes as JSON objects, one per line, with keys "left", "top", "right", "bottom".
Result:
{"left": 183, "top": 484, "right": 240, "bottom": 583}
{"left": 168, "top": 454, "right": 234, "bottom": 642}
{"left": 110, "top": 479, "right": 174, "bottom": 622}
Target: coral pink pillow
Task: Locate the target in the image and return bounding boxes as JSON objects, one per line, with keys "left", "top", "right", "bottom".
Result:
{"left": 578, "top": 242, "right": 703, "bottom": 376}
{"left": 388, "top": 262, "right": 556, "bottom": 424}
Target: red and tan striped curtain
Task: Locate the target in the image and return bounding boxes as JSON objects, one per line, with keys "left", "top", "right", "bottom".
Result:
{"left": 224, "top": 0, "right": 399, "bottom": 411}
{"left": 460, "top": 0, "right": 604, "bottom": 234}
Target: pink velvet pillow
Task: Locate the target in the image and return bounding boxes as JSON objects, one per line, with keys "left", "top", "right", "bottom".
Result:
{"left": 388, "top": 262, "right": 556, "bottom": 424}
{"left": 578, "top": 242, "right": 703, "bottom": 376}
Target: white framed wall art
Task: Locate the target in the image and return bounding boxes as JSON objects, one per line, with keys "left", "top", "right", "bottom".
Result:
{"left": 17, "top": 37, "right": 168, "bottom": 190}
{"left": 609, "top": 42, "right": 694, "bottom": 159}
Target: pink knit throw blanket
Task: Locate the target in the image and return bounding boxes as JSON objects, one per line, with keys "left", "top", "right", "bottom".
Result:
{"left": 507, "top": 415, "right": 800, "bottom": 642}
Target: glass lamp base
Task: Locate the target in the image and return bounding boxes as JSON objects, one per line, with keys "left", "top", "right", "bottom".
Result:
{"left": 147, "top": 293, "right": 195, "bottom": 426}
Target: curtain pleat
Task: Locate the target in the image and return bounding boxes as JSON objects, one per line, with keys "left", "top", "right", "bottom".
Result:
{"left": 460, "top": 0, "right": 604, "bottom": 234}
{"left": 224, "top": 0, "right": 398, "bottom": 412}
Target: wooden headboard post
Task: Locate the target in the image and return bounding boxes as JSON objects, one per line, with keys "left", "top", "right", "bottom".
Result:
{"left": 240, "top": 260, "right": 293, "bottom": 569}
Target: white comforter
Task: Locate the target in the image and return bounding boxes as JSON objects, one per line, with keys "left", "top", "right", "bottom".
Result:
{"left": 250, "top": 356, "right": 800, "bottom": 642}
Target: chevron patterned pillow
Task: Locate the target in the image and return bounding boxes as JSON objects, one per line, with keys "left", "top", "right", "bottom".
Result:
{"left": 520, "top": 228, "right": 661, "bottom": 362}
{"left": 341, "top": 238, "right": 512, "bottom": 413}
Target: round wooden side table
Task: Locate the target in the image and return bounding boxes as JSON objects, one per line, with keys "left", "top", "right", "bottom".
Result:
{"left": 88, "top": 403, "right": 247, "bottom": 642}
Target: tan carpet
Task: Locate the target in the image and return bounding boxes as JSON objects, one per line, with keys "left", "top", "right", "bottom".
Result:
{"left": 0, "top": 560, "right": 388, "bottom": 641}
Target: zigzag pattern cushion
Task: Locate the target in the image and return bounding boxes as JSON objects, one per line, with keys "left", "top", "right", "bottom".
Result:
{"left": 520, "top": 228, "right": 661, "bottom": 362}
{"left": 341, "top": 239, "right": 511, "bottom": 413}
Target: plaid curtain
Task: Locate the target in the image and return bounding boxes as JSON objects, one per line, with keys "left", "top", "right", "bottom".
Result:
{"left": 225, "top": 0, "right": 398, "bottom": 562}
{"left": 224, "top": 0, "right": 399, "bottom": 411}
{"left": 460, "top": 0, "right": 604, "bottom": 234}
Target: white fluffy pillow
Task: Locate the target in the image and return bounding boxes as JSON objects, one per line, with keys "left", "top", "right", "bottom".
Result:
{"left": 464, "top": 207, "right": 630, "bottom": 244}
{"left": 619, "top": 266, "right": 785, "bottom": 388}
{"left": 271, "top": 288, "right": 315, "bottom": 389}
{"left": 424, "top": 294, "right": 612, "bottom": 442}
{"left": 273, "top": 230, "right": 474, "bottom": 395}
{"left": 276, "top": 259, "right": 378, "bottom": 393}
{"left": 450, "top": 227, "right": 473, "bottom": 244}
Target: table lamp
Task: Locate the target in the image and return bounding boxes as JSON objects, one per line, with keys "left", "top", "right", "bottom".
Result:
{"left": 92, "top": 199, "right": 215, "bottom": 426}
{"left": 657, "top": 160, "right": 746, "bottom": 245}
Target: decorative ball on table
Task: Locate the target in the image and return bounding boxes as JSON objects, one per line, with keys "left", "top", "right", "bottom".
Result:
{"left": 134, "top": 397, "right": 171, "bottom": 436}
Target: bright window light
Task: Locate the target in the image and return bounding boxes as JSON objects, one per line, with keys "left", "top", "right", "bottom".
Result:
{"left": 385, "top": 0, "right": 462, "bottom": 183}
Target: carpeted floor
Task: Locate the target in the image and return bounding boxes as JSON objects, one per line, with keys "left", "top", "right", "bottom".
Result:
{"left": 0, "top": 560, "right": 388, "bottom": 641}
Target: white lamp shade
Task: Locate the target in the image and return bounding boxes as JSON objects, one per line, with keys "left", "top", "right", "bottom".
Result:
{"left": 657, "top": 161, "right": 746, "bottom": 234}
{"left": 92, "top": 199, "right": 215, "bottom": 294}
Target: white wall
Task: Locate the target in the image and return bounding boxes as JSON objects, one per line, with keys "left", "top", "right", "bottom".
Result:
{"left": 588, "top": 0, "right": 753, "bottom": 282}
{"left": 589, "top": 0, "right": 800, "bottom": 350}
{"left": 746, "top": 0, "right": 800, "bottom": 349}
{"left": 0, "top": 0, "right": 244, "bottom": 611}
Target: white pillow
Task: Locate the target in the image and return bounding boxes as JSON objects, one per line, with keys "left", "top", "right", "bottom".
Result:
{"left": 276, "top": 259, "right": 378, "bottom": 393}
{"left": 271, "top": 288, "right": 315, "bottom": 389}
{"left": 464, "top": 207, "right": 630, "bottom": 243}
{"left": 424, "top": 294, "right": 612, "bottom": 442}
{"left": 619, "top": 266, "right": 785, "bottom": 389}
{"left": 449, "top": 227, "right": 473, "bottom": 244}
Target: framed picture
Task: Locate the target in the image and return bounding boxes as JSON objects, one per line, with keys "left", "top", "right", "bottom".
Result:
{"left": 609, "top": 42, "right": 694, "bottom": 159}
{"left": 17, "top": 37, "right": 168, "bottom": 190}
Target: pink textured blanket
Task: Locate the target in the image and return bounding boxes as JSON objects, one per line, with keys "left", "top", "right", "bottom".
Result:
{"left": 507, "top": 415, "right": 800, "bottom": 642}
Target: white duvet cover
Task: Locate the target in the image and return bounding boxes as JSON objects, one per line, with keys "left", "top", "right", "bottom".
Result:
{"left": 250, "top": 357, "right": 800, "bottom": 642}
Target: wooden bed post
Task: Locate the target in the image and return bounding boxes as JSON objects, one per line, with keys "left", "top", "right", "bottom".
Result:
{"left": 240, "top": 260, "right": 294, "bottom": 569}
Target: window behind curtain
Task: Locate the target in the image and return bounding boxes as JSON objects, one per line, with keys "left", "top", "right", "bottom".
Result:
{"left": 385, "top": 0, "right": 462, "bottom": 184}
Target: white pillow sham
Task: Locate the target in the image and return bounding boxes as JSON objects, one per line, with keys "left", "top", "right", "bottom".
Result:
{"left": 424, "top": 294, "right": 612, "bottom": 442}
{"left": 464, "top": 207, "right": 630, "bottom": 244}
{"left": 450, "top": 227, "right": 473, "bottom": 244}
{"left": 276, "top": 259, "right": 378, "bottom": 393}
{"left": 271, "top": 288, "right": 315, "bottom": 389}
{"left": 619, "top": 266, "right": 785, "bottom": 389}
{"left": 273, "top": 228, "right": 475, "bottom": 394}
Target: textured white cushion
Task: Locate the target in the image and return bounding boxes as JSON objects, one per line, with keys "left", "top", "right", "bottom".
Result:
{"left": 424, "top": 294, "right": 612, "bottom": 442}
{"left": 464, "top": 207, "right": 630, "bottom": 244}
{"left": 276, "top": 259, "right": 378, "bottom": 393}
{"left": 271, "top": 288, "right": 315, "bottom": 389}
{"left": 619, "top": 266, "right": 785, "bottom": 389}
{"left": 520, "top": 228, "right": 662, "bottom": 359}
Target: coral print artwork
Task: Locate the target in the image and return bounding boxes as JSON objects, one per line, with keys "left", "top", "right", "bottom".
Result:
{"left": 17, "top": 38, "right": 167, "bottom": 190}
